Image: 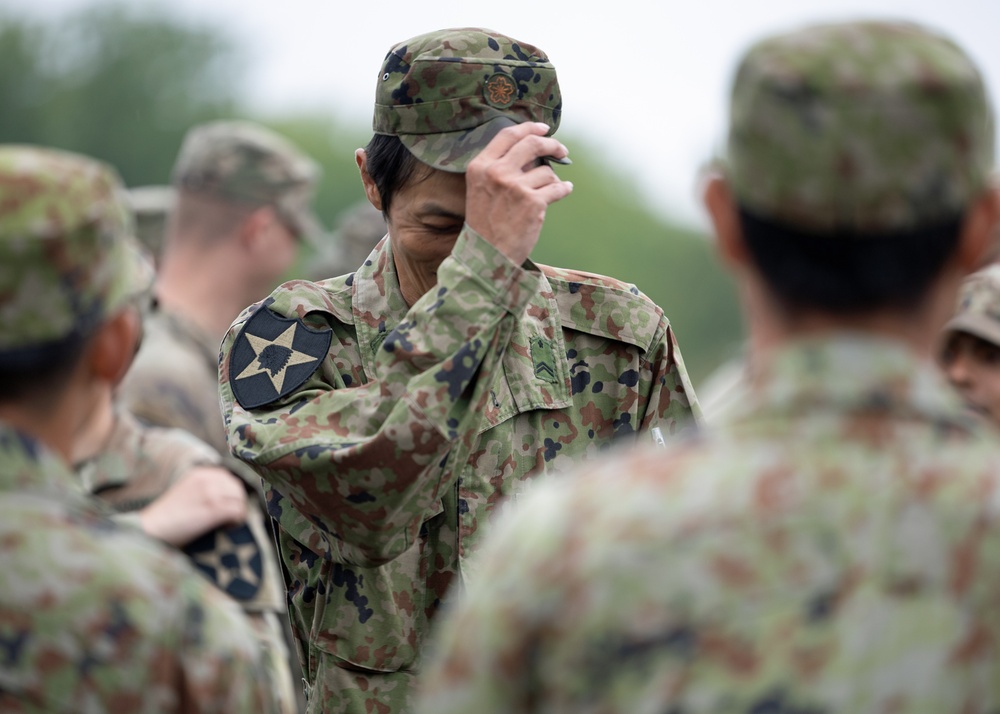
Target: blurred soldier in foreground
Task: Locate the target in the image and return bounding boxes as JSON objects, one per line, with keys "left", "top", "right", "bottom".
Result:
{"left": 940, "top": 264, "right": 1000, "bottom": 427}
{"left": 118, "top": 119, "right": 321, "bottom": 714}
{"left": 218, "top": 27, "right": 701, "bottom": 714}
{"left": 127, "top": 184, "right": 176, "bottom": 267}
{"left": 0, "top": 144, "right": 275, "bottom": 711}
{"left": 418, "top": 20, "right": 1000, "bottom": 713}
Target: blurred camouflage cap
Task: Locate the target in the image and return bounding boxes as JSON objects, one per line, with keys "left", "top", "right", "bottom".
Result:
{"left": 172, "top": 120, "right": 323, "bottom": 244}
{"left": 373, "top": 27, "right": 562, "bottom": 172}
{"left": 724, "top": 20, "right": 995, "bottom": 234}
{"left": 127, "top": 185, "right": 175, "bottom": 260}
{"left": 0, "top": 145, "right": 154, "bottom": 355}
{"left": 944, "top": 264, "right": 1000, "bottom": 346}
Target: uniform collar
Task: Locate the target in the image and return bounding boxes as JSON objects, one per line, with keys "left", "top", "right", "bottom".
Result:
{"left": 730, "top": 334, "right": 974, "bottom": 432}
{"left": 0, "top": 422, "right": 92, "bottom": 505}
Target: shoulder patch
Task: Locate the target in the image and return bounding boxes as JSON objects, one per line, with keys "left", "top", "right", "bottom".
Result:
{"left": 182, "top": 522, "right": 262, "bottom": 601}
{"left": 230, "top": 305, "right": 332, "bottom": 409}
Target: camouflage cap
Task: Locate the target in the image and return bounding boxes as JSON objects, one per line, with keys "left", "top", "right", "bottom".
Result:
{"left": 944, "top": 264, "right": 1000, "bottom": 346}
{"left": 0, "top": 145, "right": 154, "bottom": 355}
{"left": 373, "top": 27, "right": 562, "bottom": 172}
{"left": 724, "top": 20, "right": 995, "bottom": 234}
{"left": 171, "top": 120, "right": 323, "bottom": 244}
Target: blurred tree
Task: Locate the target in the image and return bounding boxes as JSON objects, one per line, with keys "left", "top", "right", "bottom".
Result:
{"left": 0, "top": 3, "right": 242, "bottom": 186}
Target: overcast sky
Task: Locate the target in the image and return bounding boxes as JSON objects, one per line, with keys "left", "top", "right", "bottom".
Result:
{"left": 14, "top": 0, "right": 1000, "bottom": 230}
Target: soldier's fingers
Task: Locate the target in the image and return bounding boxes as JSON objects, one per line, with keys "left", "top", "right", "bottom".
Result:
{"left": 473, "top": 121, "right": 552, "bottom": 166}
{"left": 500, "top": 134, "right": 569, "bottom": 175}
{"left": 533, "top": 178, "right": 575, "bottom": 206}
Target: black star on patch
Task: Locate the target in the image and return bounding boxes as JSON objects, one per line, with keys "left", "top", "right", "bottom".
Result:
{"left": 182, "top": 523, "right": 262, "bottom": 601}
{"left": 230, "top": 305, "right": 332, "bottom": 409}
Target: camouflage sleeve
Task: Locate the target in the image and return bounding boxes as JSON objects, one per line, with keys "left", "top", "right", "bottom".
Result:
{"left": 639, "top": 321, "right": 704, "bottom": 439}
{"left": 219, "top": 228, "right": 542, "bottom": 567}
{"left": 171, "top": 569, "right": 282, "bottom": 713}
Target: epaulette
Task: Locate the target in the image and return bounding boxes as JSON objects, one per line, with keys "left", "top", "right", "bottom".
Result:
{"left": 539, "top": 265, "right": 664, "bottom": 353}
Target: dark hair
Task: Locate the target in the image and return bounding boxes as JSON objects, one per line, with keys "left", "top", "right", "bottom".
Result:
{"left": 0, "top": 332, "right": 91, "bottom": 407}
{"left": 738, "top": 205, "right": 964, "bottom": 315}
{"left": 362, "top": 134, "right": 428, "bottom": 217}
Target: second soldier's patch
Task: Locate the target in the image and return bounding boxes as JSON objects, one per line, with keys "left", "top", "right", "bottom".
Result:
{"left": 230, "top": 304, "right": 331, "bottom": 409}
{"left": 183, "top": 522, "right": 263, "bottom": 601}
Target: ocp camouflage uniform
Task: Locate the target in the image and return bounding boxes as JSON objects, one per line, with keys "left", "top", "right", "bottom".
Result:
{"left": 120, "top": 305, "right": 235, "bottom": 459}
{"left": 72, "top": 408, "right": 296, "bottom": 714}
{"left": 218, "top": 27, "right": 702, "bottom": 713}
{"left": 0, "top": 144, "right": 276, "bottom": 711}
{"left": 416, "top": 20, "right": 1000, "bottom": 714}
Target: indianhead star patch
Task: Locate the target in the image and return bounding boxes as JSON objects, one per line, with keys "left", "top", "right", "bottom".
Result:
{"left": 182, "top": 522, "right": 262, "bottom": 601}
{"left": 230, "top": 304, "right": 332, "bottom": 409}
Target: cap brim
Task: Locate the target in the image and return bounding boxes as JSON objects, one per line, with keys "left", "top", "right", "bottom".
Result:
{"left": 399, "top": 115, "right": 522, "bottom": 173}
{"left": 944, "top": 312, "right": 1000, "bottom": 346}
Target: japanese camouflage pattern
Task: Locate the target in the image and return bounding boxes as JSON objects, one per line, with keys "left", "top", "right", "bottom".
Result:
{"left": 218, "top": 227, "right": 701, "bottom": 713}
{"left": 71, "top": 408, "right": 299, "bottom": 714}
{"left": 0, "top": 422, "right": 277, "bottom": 712}
{"left": 944, "top": 263, "right": 1000, "bottom": 347}
{"left": 116, "top": 309, "right": 288, "bottom": 611}
{"left": 418, "top": 336, "right": 1000, "bottom": 714}
{"left": 725, "top": 21, "right": 994, "bottom": 233}
{"left": 74, "top": 408, "right": 218, "bottom": 513}
{"left": 171, "top": 120, "right": 322, "bottom": 244}
{"left": 374, "top": 27, "right": 562, "bottom": 172}
{"left": 116, "top": 306, "right": 301, "bottom": 713}
{"left": 72, "top": 409, "right": 270, "bottom": 604}
{"left": 0, "top": 145, "right": 152, "bottom": 352}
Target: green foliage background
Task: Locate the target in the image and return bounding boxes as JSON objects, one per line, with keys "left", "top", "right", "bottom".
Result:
{"left": 0, "top": 2, "right": 744, "bottom": 387}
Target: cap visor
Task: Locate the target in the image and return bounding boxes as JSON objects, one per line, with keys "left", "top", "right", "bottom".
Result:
{"left": 944, "top": 312, "right": 1000, "bottom": 346}
{"left": 399, "top": 115, "right": 527, "bottom": 173}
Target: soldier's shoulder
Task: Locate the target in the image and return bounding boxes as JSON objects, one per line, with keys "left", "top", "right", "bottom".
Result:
{"left": 135, "top": 418, "right": 221, "bottom": 469}
{"left": 538, "top": 264, "right": 664, "bottom": 352}
{"left": 251, "top": 275, "right": 355, "bottom": 328}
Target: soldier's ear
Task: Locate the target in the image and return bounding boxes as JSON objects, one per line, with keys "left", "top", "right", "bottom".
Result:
{"left": 88, "top": 307, "right": 143, "bottom": 386}
{"left": 356, "top": 149, "right": 384, "bottom": 212}
{"left": 956, "top": 187, "right": 1000, "bottom": 272}
{"left": 702, "top": 174, "right": 748, "bottom": 271}
{"left": 239, "top": 206, "right": 280, "bottom": 256}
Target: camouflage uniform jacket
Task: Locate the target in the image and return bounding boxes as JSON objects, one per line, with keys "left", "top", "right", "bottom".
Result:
{"left": 119, "top": 306, "right": 229, "bottom": 458}
{"left": 71, "top": 408, "right": 299, "bottom": 714}
{"left": 417, "top": 335, "right": 1000, "bottom": 714}
{"left": 218, "top": 228, "right": 701, "bottom": 711}
{"left": 75, "top": 407, "right": 217, "bottom": 514}
{"left": 0, "top": 421, "right": 277, "bottom": 712}
{"left": 115, "top": 309, "right": 285, "bottom": 615}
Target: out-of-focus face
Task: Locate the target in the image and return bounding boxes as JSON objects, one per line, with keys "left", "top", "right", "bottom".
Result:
{"left": 940, "top": 330, "right": 1000, "bottom": 425}
{"left": 381, "top": 166, "right": 468, "bottom": 307}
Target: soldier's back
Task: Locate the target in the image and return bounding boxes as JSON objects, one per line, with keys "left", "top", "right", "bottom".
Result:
{"left": 0, "top": 424, "right": 276, "bottom": 713}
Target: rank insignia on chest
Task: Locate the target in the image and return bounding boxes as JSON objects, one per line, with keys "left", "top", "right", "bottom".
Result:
{"left": 229, "top": 305, "right": 332, "bottom": 409}
{"left": 182, "top": 522, "right": 263, "bottom": 601}
{"left": 531, "top": 336, "right": 558, "bottom": 384}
